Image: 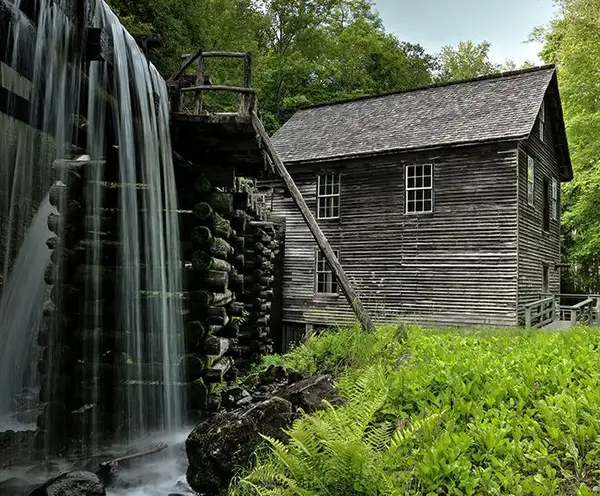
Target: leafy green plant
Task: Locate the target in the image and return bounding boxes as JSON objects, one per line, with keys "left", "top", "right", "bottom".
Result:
{"left": 231, "top": 325, "right": 600, "bottom": 495}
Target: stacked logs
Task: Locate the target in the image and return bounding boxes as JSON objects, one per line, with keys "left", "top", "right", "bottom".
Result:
{"left": 38, "top": 158, "right": 116, "bottom": 453}
{"left": 180, "top": 175, "right": 240, "bottom": 414}
{"left": 177, "top": 171, "right": 284, "bottom": 415}
{"left": 235, "top": 221, "right": 279, "bottom": 371}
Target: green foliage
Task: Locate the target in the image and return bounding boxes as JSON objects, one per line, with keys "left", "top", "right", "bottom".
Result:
{"left": 436, "top": 40, "right": 499, "bottom": 82}
{"left": 537, "top": 0, "right": 600, "bottom": 291}
{"left": 231, "top": 325, "right": 600, "bottom": 495}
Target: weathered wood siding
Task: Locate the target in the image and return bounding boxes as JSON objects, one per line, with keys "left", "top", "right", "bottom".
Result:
{"left": 517, "top": 96, "right": 562, "bottom": 320}
{"left": 262, "top": 142, "right": 520, "bottom": 328}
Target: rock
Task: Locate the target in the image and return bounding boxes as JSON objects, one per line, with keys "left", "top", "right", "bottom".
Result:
{"left": 186, "top": 397, "right": 295, "bottom": 494}
{"left": 0, "top": 477, "right": 31, "bottom": 494}
{"left": 221, "top": 387, "right": 252, "bottom": 410}
{"left": 258, "top": 364, "right": 288, "bottom": 386}
{"left": 275, "top": 375, "right": 342, "bottom": 413}
{"left": 27, "top": 471, "right": 105, "bottom": 496}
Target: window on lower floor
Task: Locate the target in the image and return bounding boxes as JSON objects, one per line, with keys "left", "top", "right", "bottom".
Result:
{"left": 317, "top": 173, "right": 340, "bottom": 219}
{"left": 406, "top": 164, "right": 433, "bottom": 214}
{"left": 316, "top": 250, "right": 339, "bottom": 294}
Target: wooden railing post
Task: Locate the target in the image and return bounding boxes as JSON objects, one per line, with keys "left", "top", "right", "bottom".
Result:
{"left": 571, "top": 308, "right": 577, "bottom": 326}
{"left": 525, "top": 306, "right": 532, "bottom": 328}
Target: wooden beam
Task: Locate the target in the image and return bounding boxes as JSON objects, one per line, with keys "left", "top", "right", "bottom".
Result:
{"left": 251, "top": 111, "right": 376, "bottom": 332}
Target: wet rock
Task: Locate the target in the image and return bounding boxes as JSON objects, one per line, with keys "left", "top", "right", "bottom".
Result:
{"left": 0, "top": 477, "right": 31, "bottom": 494}
{"left": 220, "top": 387, "right": 252, "bottom": 410}
{"left": 258, "top": 364, "right": 288, "bottom": 386}
{"left": 275, "top": 375, "right": 342, "bottom": 413}
{"left": 186, "top": 397, "right": 294, "bottom": 494}
{"left": 27, "top": 471, "right": 105, "bottom": 496}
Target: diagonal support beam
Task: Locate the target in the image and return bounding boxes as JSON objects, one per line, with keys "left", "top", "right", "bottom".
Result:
{"left": 251, "top": 111, "right": 376, "bottom": 332}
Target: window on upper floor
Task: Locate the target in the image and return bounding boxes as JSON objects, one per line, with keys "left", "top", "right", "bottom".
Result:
{"left": 317, "top": 173, "right": 340, "bottom": 219}
{"left": 406, "top": 164, "right": 433, "bottom": 214}
{"left": 316, "top": 250, "right": 339, "bottom": 295}
{"left": 551, "top": 177, "right": 558, "bottom": 220}
{"left": 539, "top": 102, "right": 546, "bottom": 142}
{"left": 527, "top": 155, "right": 535, "bottom": 206}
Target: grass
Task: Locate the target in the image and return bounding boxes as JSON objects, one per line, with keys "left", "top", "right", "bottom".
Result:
{"left": 230, "top": 324, "right": 600, "bottom": 495}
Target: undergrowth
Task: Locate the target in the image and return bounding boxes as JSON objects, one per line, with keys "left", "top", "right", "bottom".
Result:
{"left": 231, "top": 325, "right": 600, "bottom": 495}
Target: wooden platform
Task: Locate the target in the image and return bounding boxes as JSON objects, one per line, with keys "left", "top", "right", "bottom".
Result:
{"left": 170, "top": 112, "right": 270, "bottom": 180}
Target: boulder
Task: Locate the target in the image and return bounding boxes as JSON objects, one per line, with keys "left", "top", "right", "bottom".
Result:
{"left": 186, "top": 397, "right": 295, "bottom": 494}
{"left": 275, "top": 375, "right": 342, "bottom": 413}
{"left": 27, "top": 471, "right": 105, "bottom": 496}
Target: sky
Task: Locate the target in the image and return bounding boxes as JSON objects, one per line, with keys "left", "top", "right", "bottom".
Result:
{"left": 373, "top": 0, "right": 558, "bottom": 65}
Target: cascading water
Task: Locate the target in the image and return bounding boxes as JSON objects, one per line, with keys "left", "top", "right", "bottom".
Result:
{"left": 0, "top": 0, "right": 186, "bottom": 465}
{"left": 0, "top": 194, "right": 55, "bottom": 430}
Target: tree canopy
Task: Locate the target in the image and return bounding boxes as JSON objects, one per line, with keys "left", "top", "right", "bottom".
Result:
{"left": 107, "top": 0, "right": 600, "bottom": 291}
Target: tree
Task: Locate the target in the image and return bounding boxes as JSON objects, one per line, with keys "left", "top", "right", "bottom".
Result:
{"left": 537, "top": 0, "right": 600, "bottom": 291}
{"left": 436, "top": 40, "right": 499, "bottom": 82}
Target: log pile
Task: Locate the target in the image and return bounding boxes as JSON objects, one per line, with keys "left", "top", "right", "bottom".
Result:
{"left": 39, "top": 158, "right": 117, "bottom": 453}
{"left": 177, "top": 172, "right": 283, "bottom": 415}
{"left": 180, "top": 175, "right": 239, "bottom": 414}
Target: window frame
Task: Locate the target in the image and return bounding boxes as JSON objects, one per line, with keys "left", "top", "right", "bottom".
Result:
{"left": 527, "top": 155, "right": 535, "bottom": 207}
{"left": 316, "top": 173, "right": 341, "bottom": 220}
{"left": 405, "top": 163, "right": 434, "bottom": 215}
{"left": 551, "top": 177, "right": 558, "bottom": 221}
{"left": 539, "top": 102, "right": 546, "bottom": 142}
{"left": 315, "top": 249, "right": 340, "bottom": 296}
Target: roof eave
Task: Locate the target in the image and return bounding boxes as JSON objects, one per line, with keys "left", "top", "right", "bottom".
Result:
{"left": 277, "top": 135, "right": 527, "bottom": 167}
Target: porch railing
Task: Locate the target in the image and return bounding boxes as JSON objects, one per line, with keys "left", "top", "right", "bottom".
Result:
{"left": 524, "top": 297, "right": 556, "bottom": 328}
{"left": 538, "top": 293, "right": 600, "bottom": 327}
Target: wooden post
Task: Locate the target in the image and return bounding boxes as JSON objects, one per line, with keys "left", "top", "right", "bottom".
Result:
{"left": 251, "top": 112, "right": 376, "bottom": 333}
{"left": 525, "top": 306, "right": 532, "bottom": 328}
{"left": 571, "top": 308, "right": 577, "bottom": 326}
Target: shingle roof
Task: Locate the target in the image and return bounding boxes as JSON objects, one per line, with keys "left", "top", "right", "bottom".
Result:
{"left": 272, "top": 66, "right": 559, "bottom": 164}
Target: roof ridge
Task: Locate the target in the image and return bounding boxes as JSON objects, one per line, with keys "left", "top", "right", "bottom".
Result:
{"left": 299, "top": 64, "right": 556, "bottom": 111}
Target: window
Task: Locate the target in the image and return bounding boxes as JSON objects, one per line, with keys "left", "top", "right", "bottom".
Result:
{"left": 539, "top": 102, "right": 546, "bottom": 142}
{"left": 543, "top": 178, "right": 550, "bottom": 232}
{"left": 551, "top": 178, "right": 558, "bottom": 220}
{"left": 527, "top": 155, "right": 535, "bottom": 206}
{"left": 406, "top": 164, "right": 433, "bottom": 214}
{"left": 542, "top": 264, "right": 550, "bottom": 294}
{"left": 317, "top": 174, "right": 340, "bottom": 219}
{"left": 316, "top": 250, "right": 339, "bottom": 294}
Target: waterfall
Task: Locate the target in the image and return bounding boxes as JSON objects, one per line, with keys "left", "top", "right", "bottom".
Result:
{"left": 0, "top": 0, "right": 186, "bottom": 451}
{"left": 0, "top": 194, "right": 54, "bottom": 430}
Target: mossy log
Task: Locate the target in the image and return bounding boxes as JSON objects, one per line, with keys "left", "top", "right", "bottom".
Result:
{"left": 200, "top": 336, "right": 230, "bottom": 359}
{"left": 191, "top": 226, "right": 213, "bottom": 247}
{"left": 189, "top": 289, "right": 234, "bottom": 309}
{"left": 213, "top": 322, "right": 239, "bottom": 339}
{"left": 192, "top": 202, "right": 214, "bottom": 225}
{"left": 207, "top": 192, "right": 234, "bottom": 216}
{"left": 192, "top": 251, "right": 232, "bottom": 273}
{"left": 231, "top": 210, "right": 251, "bottom": 233}
{"left": 181, "top": 354, "right": 209, "bottom": 382}
{"left": 229, "top": 253, "right": 245, "bottom": 270}
{"left": 210, "top": 237, "right": 234, "bottom": 260}
{"left": 213, "top": 213, "right": 232, "bottom": 239}
{"left": 186, "top": 321, "right": 209, "bottom": 350}
{"left": 203, "top": 358, "right": 232, "bottom": 384}
{"left": 227, "top": 301, "right": 245, "bottom": 317}
{"left": 193, "top": 175, "right": 214, "bottom": 195}
{"left": 232, "top": 236, "right": 245, "bottom": 252}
